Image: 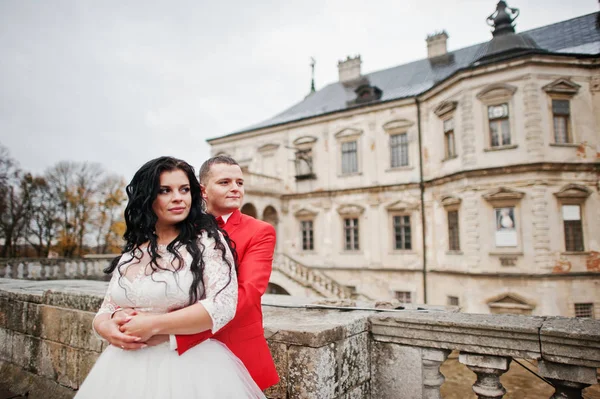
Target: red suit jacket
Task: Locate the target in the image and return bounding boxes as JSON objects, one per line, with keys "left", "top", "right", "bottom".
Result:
{"left": 176, "top": 209, "right": 279, "bottom": 390}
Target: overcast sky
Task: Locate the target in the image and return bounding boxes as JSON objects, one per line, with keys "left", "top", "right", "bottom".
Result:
{"left": 1, "top": 0, "right": 597, "bottom": 179}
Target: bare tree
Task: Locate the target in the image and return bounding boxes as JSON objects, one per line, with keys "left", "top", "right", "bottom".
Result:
{"left": 25, "top": 176, "right": 59, "bottom": 257}
{"left": 94, "top": 174, "right": 126, "bottom": 254}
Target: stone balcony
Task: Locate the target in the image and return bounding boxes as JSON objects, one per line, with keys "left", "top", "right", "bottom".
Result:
{"left": 0, "top": 279, "right": 599, "bottom": 399}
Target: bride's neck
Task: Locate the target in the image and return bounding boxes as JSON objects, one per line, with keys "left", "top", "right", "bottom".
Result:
{"left": 154, "top": 223, "right": 180, "bottom": 245}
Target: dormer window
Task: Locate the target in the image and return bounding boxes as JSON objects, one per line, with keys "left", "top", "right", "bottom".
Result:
{"left": 349, "top": 84, "right": 383, "bottom": 105}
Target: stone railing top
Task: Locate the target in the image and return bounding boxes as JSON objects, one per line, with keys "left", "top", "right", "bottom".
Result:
{"left": 370, "top": 311, "right": 600, "bottom": 369}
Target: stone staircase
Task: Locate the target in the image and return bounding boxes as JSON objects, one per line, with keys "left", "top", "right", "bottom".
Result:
{"left": 273, "top": 253, "right": 366, "bottom": 299}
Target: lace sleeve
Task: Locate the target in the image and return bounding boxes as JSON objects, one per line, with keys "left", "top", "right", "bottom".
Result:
{"left": 197, "top": 232, "right": 238, "bottom": 334}
{"left": 91, "top": 266, "right": 121, "bottom": 340}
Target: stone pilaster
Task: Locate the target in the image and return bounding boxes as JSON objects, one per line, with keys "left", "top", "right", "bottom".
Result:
{"left": 459, "top": 353, "right": 511, "bottom": 399}
{"left": 460, "top": 92, "right": 477, "bottom": 168}
{"left": 462, "top": 189, "right": 481, "bottom": 269}
{"left": 523, "top": 80, "right": 544, "bottom": 161}
{"left": 531, "top": 183, "right": 552, "bottom": 271}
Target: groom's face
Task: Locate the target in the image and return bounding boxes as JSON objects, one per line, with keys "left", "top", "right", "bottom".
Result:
{"left": 201, "top": 163, "right": 245, "bottom": 217}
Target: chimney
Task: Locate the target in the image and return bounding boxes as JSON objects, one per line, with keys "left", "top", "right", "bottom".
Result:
{"left": 426, "top": 31, "right": 449, "bottom": 58}
{"left": 338, "top": 55, "right": 362, "bottom": 83}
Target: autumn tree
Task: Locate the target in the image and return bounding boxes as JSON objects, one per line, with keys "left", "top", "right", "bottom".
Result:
{"left": 94, "top": 174, "right": 126, "bottom": 254}
{"left": 25, "top": 176, "right": 60, "bottom": 257}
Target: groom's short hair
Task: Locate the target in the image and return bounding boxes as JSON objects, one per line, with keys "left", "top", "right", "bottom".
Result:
{"left": 199, "top": 155, "right": 240, "bottom": 185}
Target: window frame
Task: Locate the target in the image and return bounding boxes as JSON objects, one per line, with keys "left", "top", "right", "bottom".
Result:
{"left": 301, "top": 220, "right": 315, "bottom": 251}
{"left": 341, "top": 140, "right": 359, "bottom": 175}
{"left": 394, "top": 291, "right": 413, "bottom": 304}
{"left": 337, "top": 204, "right": 365, "bottom": 252}
{"left": 390, "top": 132, "right": 409, "bottom": 168}
{"left": 476, "top": 83, "right": 517, "bottom": 151}
{"left": 383, "top": 119, "right": 415, "bottom": 170}
{"left": 574, "top": 302, "right": 594, "bottom": 319}
{"left": 543, "top": 78, "right": 581, "bottom": 146}
{"left": 392, "top": 214, "right": 412, "bottom": 251}
{"left": 554, "top": 184, "right": 591, "bottom": 254}
{"left": 294, "top": 208, "right": 318, "bottom": 253}
{"left": 483, "top": 188, "right": 524, "bottom": 254}
{"left": 343, "top": 217, "right": 360, "bottom": 251}
{"left": 335, "top": 128, "right": 363, "bottom": 177}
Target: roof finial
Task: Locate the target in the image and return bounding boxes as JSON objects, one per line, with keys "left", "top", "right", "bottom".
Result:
{"left": 310, "top": 57, "right": 316, "bottom": 93}
{"left": 486, "top": 1, "right": 520, "bottom": 36}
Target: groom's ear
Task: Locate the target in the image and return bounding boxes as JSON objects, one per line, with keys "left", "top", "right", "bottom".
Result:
{"left": 200, "top": 184, "right": 208, "bottom": 200}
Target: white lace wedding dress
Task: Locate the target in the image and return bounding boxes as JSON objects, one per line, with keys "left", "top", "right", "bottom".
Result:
{"left": 75, "top": 233, "right": 265, "bottom": 398}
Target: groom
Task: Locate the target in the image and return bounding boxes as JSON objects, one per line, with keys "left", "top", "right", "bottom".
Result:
{"left": 174, "top": 155, "right": 279, "bottom": 390}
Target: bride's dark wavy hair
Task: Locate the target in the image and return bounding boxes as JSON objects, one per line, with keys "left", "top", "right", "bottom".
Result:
{"left": 105, "top": 156, "right": 235, "bottom": 305}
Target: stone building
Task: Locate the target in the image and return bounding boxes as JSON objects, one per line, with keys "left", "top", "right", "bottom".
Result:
{"left": 207, "top": 2, "right": 600, "bottom": 317}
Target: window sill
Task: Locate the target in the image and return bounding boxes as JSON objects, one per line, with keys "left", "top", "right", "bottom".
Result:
{"left": 484, "top": 144, "right": 518, "bottom": 152}
{"left": 446, "top": 250, "right": 463, "bottom": 255}
{"left": 489, "top": 251, "right": 523, "bottom": 256}
{"left": 338, "top": 172, "right": 362, "bottom": 178}
{"left": 550, "top": 143, "right": 578, "bottom": 148}
{"left": 385, "top": 166, "right": 413, "bottom": 172}
{"left": 442, "top": 155, "right": 458, "bottom": 163}
{"left": 561, "top": 251, "right": 589, "bottom": 256}
{"left": 389, "top": 250, "right": 417, "bottom": 255}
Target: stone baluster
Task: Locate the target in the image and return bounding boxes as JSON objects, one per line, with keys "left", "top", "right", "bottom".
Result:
{"left": 422, "top": 348, "right": 451, "bottom": 399}
{"left": 538, "top": 360, "right": 597, "bottom": 399}
{"left": 459, "top": 353, "right": 511, "bottom": 399}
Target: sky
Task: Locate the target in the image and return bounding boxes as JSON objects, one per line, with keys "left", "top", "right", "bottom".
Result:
{"left": 1, "top": 0, "right": 598, "bottom": 179}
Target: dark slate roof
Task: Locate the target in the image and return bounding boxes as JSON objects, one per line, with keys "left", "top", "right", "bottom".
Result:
{"left": 225, "top": 12, "right": 600, "bottom": 137}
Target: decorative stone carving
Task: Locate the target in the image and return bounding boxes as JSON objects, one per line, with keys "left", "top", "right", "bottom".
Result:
{"left": 486, "top": 292, "right": 535, "bottom": 315}
{"left": 293, "top": 135, "right": 318, "bottom": 149}
{"left": 294, "top": 208, "right": 318, "bottom": 218}
{"left": 337, "top": 204, "right": 365, "bottom": 215}
{"left": 382, "top": 119, "right": 415, "bottom": 132}
{"left": 459, "top": 353, "right": 511, "bottom": 399}
{"left": 334, "top": 127, "right": 363, "bottom": 139}
{"left": 440, "top": 195, "right": 462, "bottom": 208}
{"left": 257, "top": 143, "right": 280, "bottom": 153}
{"left": 542, "top": 78, "right": 581, "bottom": 95}
{"left": 483, "top": 187, "right": 525, "bottom": 203}
{"left": 476, "top": 83, "right": 518, "bottom": 102}
{"left": 553, "top": 184, "right": 592, "bottom": 200}
{"left": 433, "top": 100, "right": 458, "bottom": 118}
{"left": 385, "top": 199, "right": 419, "bottom": 212}
{"left": 591, "top": 75, "right": 600, "bottom": 93}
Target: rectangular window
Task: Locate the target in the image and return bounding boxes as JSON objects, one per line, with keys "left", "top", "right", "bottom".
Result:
{"left": 301, "top": 220, "right": 314, "bottom": 251}
{"left": 341, "top": 141, "right": 358, "bottom": 174}
{"left": 390, "top": 133, "right": 409, "bottom": 167}
{"left": 562, "top": 205, "right": 584, "bottom": 252}
{"left": 552, "top": 99, "right": 571, "bottom": 144}
{"left": 344, "top": 218, "right": 359, "bottom": 250}
{"left": 448, "top": 210, "right": 460, "bottom": 251}
{"left": 447, "top": 296, "right": 459, "bottom": 306}
{"left": 295, "top": 149, "right": 314, "bottom": 179}
{"left": 488, "top": 104, "right": 511, "bottom": 147}
{"left": 444, "top": 118, "right": 456, "bottom": 158}
{"left": 494, "top": 207, "right": 517, "bottom": 247}
{"left": 393, "top": 215, "right": 412, "bottom": 250}
{"left": 395, "top": 291, "right": 412, "bottom": 304}
{"left": 574, "top": 303, "right": 594, "bottom": 318}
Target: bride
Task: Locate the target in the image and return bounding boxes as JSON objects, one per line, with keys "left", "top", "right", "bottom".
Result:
{"left": 76, "top": 156, "right": 265, "bottom": 398}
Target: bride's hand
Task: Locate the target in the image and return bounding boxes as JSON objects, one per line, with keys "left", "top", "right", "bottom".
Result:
{"left": 119, "top": 313, "right": 159, "bottom": 342}
{"left": 96, "top": 317, "right": 146, "bottom": 351}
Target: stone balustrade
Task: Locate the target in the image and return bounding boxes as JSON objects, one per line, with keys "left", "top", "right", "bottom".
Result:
{"left": 244, "top": 171, "right": 286, "bottom": 194}
{"left": 273, "top": 253, "right": 357, "bottom": 299}
{"left": 0, "top": 279, "right": 598, "bottom": 399}
{"left": 0, "top": 258, "right": 110, "bottom": 281}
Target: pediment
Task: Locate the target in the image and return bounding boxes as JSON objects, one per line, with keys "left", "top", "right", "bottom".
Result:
{"left": 542, "top": 78, "right": 581, "bottom": 96}
{"left": 385, "top": 199, "right": 419, "bottom": 212}
{"left": 483, "top": 187, "right": 525, "bottom": 203}
{"left": 293, "top": 136, "right": 318, "bottom": 147}
{"left": 487, "top": 293, "right": 535, "bottom": 310}
{"left": 434, "top": 101, "right": 458, "bottom": 118}
{"left": 383, "top": 119, "right": 414, "bottom": 132}
{"left": 294, "top": 208, "right": 318, "bottom": 218}
{"left": 476, "top": 83, "right": 517, "bottom": 102}
{"left": 553, "top": 184, "right": 591, "bottom": 199}
{"left": 337, "top": 204, "right": 365, "bottom": 215}
{"left": 257, "top": 143, "right": 280, "bottom": 153}
{"left": 440, "top": 195, "right": 462, "bottom": 207}
{"left": 334, "top": 127, "right": 363, "bottom": 139}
